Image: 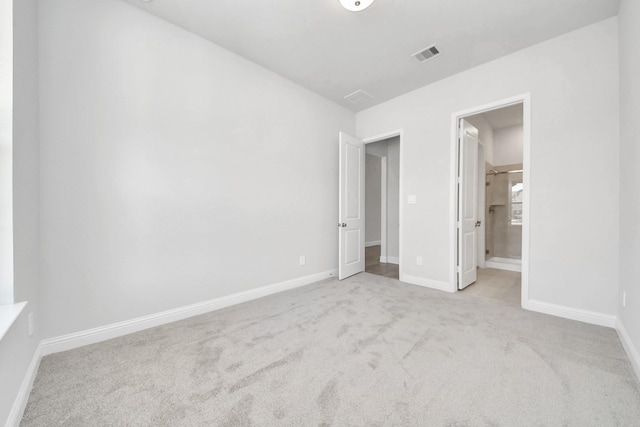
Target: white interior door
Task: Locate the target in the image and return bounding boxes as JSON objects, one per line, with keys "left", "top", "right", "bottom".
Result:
{"left": 339, "top": 132, "right": 365, "bottom": 280}
{"left": 458, "top": 120, "right": 479, "bottom": 289}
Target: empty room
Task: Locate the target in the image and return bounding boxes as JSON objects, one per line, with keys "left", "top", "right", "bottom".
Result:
{"left": 1, "top": 0, "right": 640, "bottom": 425}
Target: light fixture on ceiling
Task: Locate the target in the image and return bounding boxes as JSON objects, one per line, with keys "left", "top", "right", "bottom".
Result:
{"left": 339, "top": 0, "right": 374, "bottom": 12}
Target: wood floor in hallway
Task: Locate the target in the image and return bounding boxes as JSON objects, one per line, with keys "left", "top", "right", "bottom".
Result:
{"left": 365, "top": 245, "right": 399, "bottom": 279}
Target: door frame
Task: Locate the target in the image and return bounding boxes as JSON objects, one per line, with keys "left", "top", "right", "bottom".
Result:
{"left": 362, "top": 129, "right": 404, "bottom": 279}
{"left": 477, "top": 141, "right": 486, "bottom": 269}
{"left": 450, "top": 94, "right": 531, "bottom": 307}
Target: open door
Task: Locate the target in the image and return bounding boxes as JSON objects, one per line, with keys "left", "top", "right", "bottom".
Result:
{"left": 458, "top": 120, "right": 479, "bottom": 289}
{"left": 339, "top": 132, "right": 365, "bottom": 280}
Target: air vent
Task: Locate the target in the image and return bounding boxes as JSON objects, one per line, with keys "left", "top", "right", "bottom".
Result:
{"left": 412, "top": 45, "right": 440, "bottom": 63}
{"left": 344, "top": 89, "right": 373, "bottom": 105}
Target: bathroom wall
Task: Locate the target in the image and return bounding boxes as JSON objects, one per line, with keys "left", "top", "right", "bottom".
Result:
{"left": 493, "top": 125, "right": 523, "bottom": 166}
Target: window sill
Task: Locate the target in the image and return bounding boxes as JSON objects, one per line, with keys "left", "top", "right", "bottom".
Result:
{"left": 0, "top": 301, "right": 27, "bottom": 341}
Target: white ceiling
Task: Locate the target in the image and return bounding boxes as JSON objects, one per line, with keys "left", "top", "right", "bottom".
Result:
{"left": 122, "top": 0, "right": 620, "bottom": 112}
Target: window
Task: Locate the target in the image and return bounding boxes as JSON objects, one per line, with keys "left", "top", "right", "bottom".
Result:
{"left": 510, "top": 179, "right": 523, "bottom": 225}
{"left": 0, "top": 0, "right": 14, "bottom": 305}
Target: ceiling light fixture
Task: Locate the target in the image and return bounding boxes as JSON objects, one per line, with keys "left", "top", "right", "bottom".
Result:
{"left": 339, "top": 0, "right": 374, "bottom": 12}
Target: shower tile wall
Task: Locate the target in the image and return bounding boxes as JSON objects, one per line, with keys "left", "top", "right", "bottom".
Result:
{"left": 486, "top": 162, "right": 523, "bottom": 260}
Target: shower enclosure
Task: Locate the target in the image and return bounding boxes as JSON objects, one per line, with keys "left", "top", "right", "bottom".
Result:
{"left": 485, "top": 164, "right": 523, "bottom": 271}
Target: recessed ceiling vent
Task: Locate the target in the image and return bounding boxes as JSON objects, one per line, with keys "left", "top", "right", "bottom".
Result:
{"left": 344, "top": 89, "right": 373, "bottom": 105}
{"left": 412, "top": 45, "right": 440, "bottom": 63}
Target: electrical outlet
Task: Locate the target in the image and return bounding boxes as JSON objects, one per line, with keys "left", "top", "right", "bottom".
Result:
{"left": 299, "top": 255, "right": 306, "bottom": 266}
{"left": 622, "top": 291, "right": 626, "bottom": 308}
{"left": 28, "top": 312, "right": 34, "bottom": 336}
{"left": 416, "top": 256, "right": 423, "bottom": 266}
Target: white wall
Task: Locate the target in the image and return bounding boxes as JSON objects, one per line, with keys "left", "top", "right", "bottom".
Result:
{"left": 493, "top": 125, "right": 523, "bottom": 166}
{"left": 618, "top": 0, "right": 640, "bottom": 372}
{"left": 366, "top": 137, "right": 400, "bottom": 261}
{"left": 465, "top": 115, "right": 494, "bottom": 165}
{"left": 386, "top": 138, "right": 400, "bottom": 261}
{"left": 357, "top": 18, "right": 620, "bottom": 315}
{"left": 0, "top": 0, "right": 40, "bottom": 424}
{"left": 365, "top": 154, "right": 381, "bottom": 244}
{"left": 38, "top": 0, "right": 354, "bottom": 339}
{"left": 13, "top": 0, "right": 40, "bottom": 320}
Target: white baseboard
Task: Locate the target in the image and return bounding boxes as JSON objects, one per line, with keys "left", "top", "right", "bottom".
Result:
{"left": 379, "top": 256, "right": 399, "bottom": 265}
{"left": 524, "top": 299, "right": 616, "bottom": 328}
{"left": 485, "top": 260, "right": 521, "bottom": 272}
{"left": 365, "top": 240, "right": 381, "bottom": 248}
{"left": 401, "top": 274, "right": 454, "bottom": 293}
{"left": 41, "top": 269, "right": 337, "bottom": 356}
{"left": 616, "top": 318, "right": 640, "bottom": 381}
{"left": 5, "top": 342, "right": 43, "bottom": 427}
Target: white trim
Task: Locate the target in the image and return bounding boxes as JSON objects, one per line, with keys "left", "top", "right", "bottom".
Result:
{"left": 450, "top": 93, "right": 531, "bottom": 297}
{"left": 401, "top": 274, "right": 453, "bottom": 293}
{"left": 380, "top": 156, "right": 388, "bottom": 261}
{"left": 477, "top": 141, "right": 486, "bottom": 269}
{"left": 380, "top": 256, "right": 399, "bottom": 265}
{"left": 0, "top": 301, "right": 27, "bottom": 341}
{"left": 521, "top": 96, "right": 531, "bottom": 306}
{"left": 449, "top": 114, "right": 458, "bottom": 293}
{"left": 523, "top": 299, "right": 616, "bottom": 328}
{"left": 41, "top": 270, "right": 336, "bottom": 356}
{"left": 365, "top": 240, "right": 381, "bottom": 247}
{"left": 616, "top": 318, "right": 640, "bottom": 381}
{"left": 362, "top": 129, "right": 403, "bottom": 145}
{"left": 5, "top": 341, "right": 42, "bottom": 427}
{"left": 485, "top": 258, "right": 522, "bottom": 272}
{"left": 362, "top": 129, "right": 403, "bottom": 280}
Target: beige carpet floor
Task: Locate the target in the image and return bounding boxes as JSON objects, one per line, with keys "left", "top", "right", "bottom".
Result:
{"left": 21, "top": 273, "right": 640, "bottom": 426}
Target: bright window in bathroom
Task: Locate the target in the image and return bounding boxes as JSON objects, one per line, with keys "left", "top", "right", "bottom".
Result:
{"left": 510, "top": 181, "right": 523, "bottom": 225}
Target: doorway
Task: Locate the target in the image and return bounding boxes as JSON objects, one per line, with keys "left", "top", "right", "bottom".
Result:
{"left": 364, "top": 137, "right": 400, "bottom": 279}
{"left": 338, "top": 131, "right": 403, "bottom": 281}
{"left": 451, "top": 95, "right": 530, "bottom": 307}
